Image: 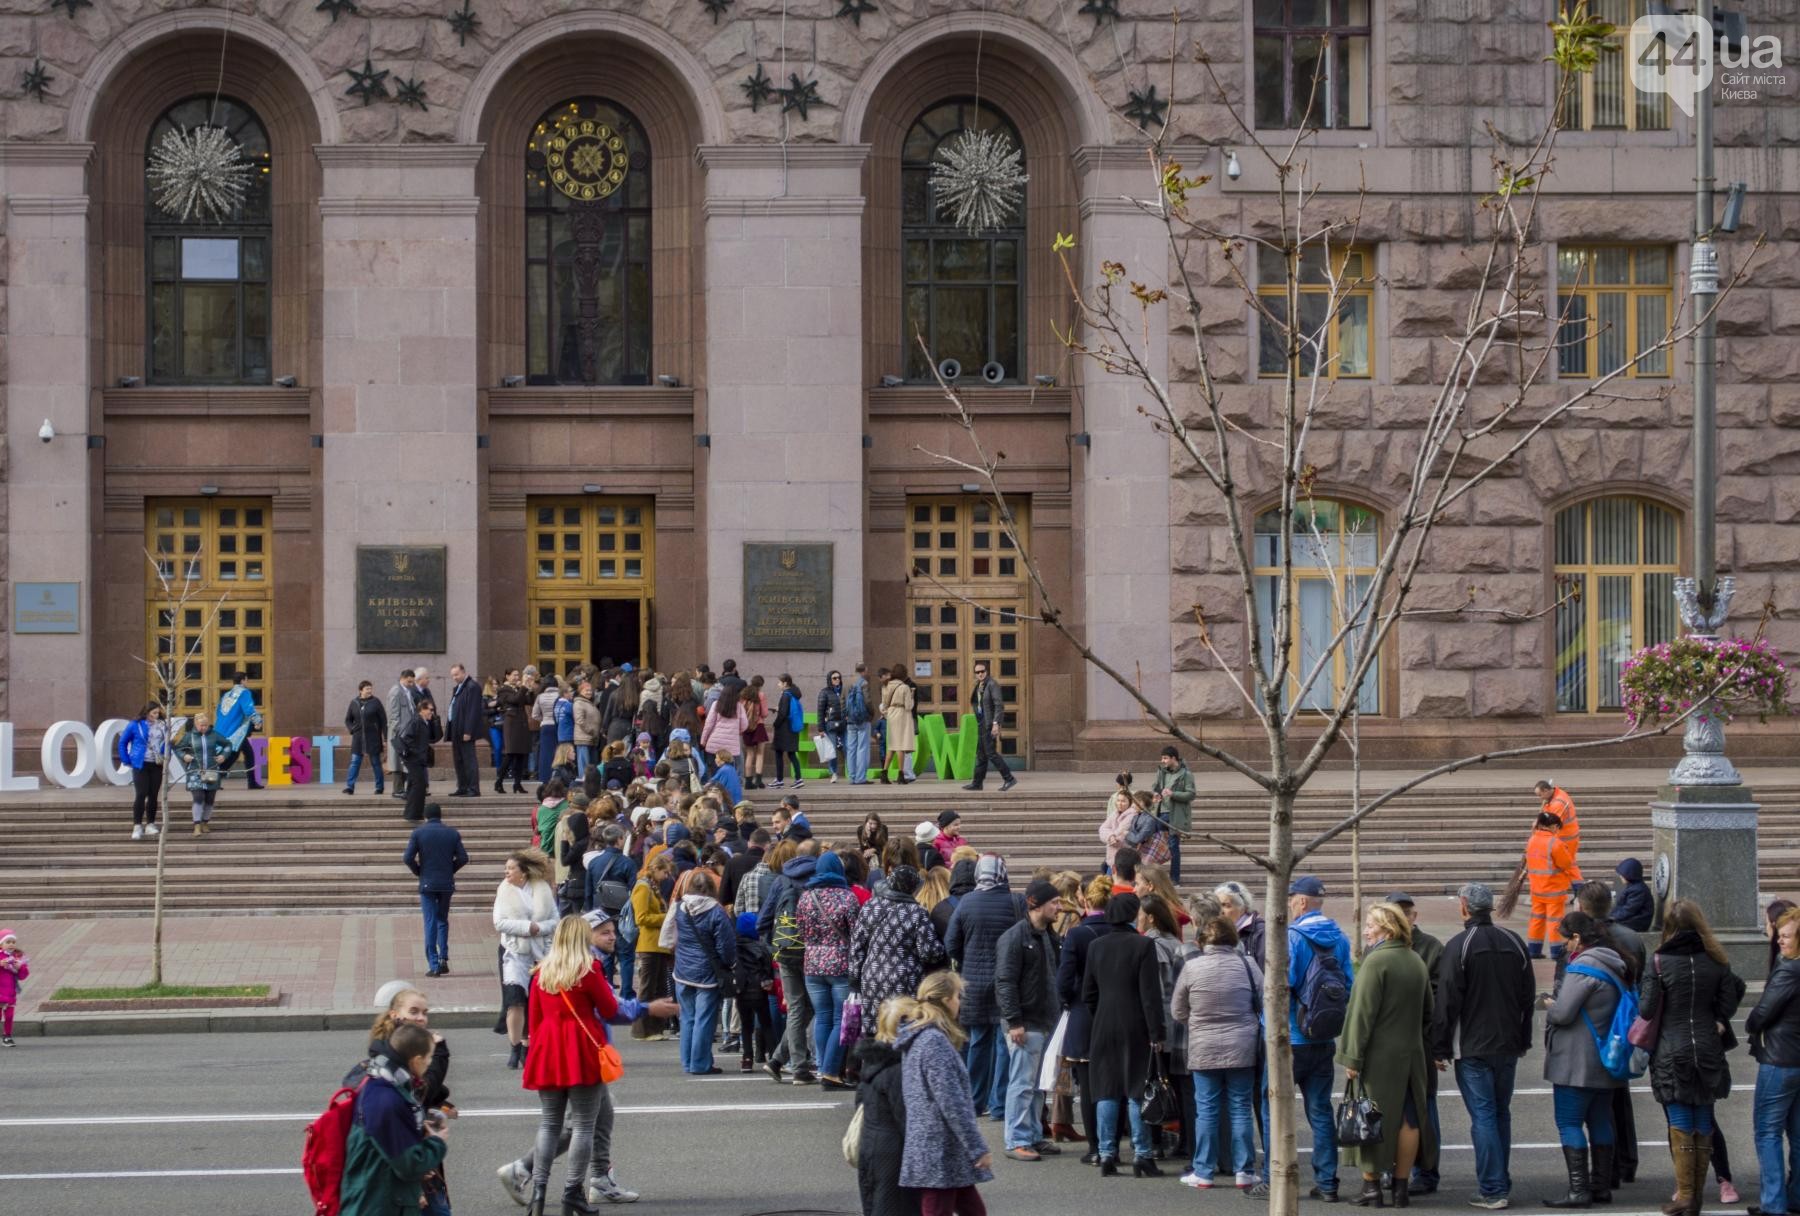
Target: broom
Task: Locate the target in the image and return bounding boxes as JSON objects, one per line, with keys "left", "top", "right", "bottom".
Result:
{"left": 1496, "top": 854, "right": 1528, "bottom": 919}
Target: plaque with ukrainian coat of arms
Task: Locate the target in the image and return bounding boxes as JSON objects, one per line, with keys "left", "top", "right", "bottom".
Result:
{"left": 743, "top": 543, "right": 832, "bottom": 651}
{"left": 357, "top": 545, "right": 448, "bottom": 653}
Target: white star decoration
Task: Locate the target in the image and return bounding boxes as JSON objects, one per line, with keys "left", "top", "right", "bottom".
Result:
{"left": 929, "top": 127, "right": 1028, "bottom": 235}
{"left": 147, "top": 125, "right": 253, "bottom": 224}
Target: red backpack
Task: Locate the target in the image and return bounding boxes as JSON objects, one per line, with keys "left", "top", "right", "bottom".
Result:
{"left": 302, "top": 1081, "right": 365, "bottom": 1216}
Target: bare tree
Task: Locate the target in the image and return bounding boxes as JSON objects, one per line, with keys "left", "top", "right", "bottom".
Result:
{"left": 911, "top": 8, "right": 1765, "bottom": 1212}
{"left": 134, "top": 548, "right": 230, "bottom": 987}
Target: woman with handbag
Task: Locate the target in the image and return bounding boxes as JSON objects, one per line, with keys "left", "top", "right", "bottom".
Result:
{"left": 493, "top": 850, "right": 559, "bottom": 1070}
{"left": 817, "top": 671, "right": 847, "bottom": 782}
{"left": 520, "top": 916, "right": 622, "bottom": 1216}
{"left": 1337, "top": 902, "right": 1436, "bottom": 1208}
{"left": 799, "top": 850, "right": 862, "bottom": 1089}
{"left": 1123, "top": 790, "right": 1173, "bottom": 869}
{"left": 1139, "top": 895, "right": 1197, "bottom": 1164}
{"left": 1080, "top": 892, "right": 1165, "bottom": 1178}
{"left": 1056, "top": 874, "right": 1123, "bottom": 1162}
{"left": 670, "top": 868, "right": 737, "bottom": 1075}
{"left": 1640, "top": 899, "right": 1746, "bottom": 1216}
{"left": 1171, "top": 915, "right": 1264, "bottom": 1190}
{"left": 771, "top": 674, "right": 807, "bottom": 789}
{"left": 1541, "top": 911, "right": 1634, "bottom": 1209}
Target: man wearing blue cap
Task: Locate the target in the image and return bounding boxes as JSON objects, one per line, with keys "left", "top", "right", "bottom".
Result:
{"left": 1286, "top": 874, "right": 1355, "bottom": 1202}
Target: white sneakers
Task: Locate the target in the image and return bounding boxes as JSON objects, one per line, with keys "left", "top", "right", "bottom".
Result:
{"left": 1180, "top": 1172, "right": 1214, "bottom": 1189}
{"left": 588, "top": 1169, "right": 639, "bottom": 1204}
{"left": 131, "top": 825, "right": 143, "bottom": 840}
{"left": 146, "top": 823, "right": 158, "bottom": 836}
{"left": 1236, "top": 1172, "right": 1260, "bottom": 1188}
{"left": 496, "top": 1160, "right": 529, "bottom": 1207}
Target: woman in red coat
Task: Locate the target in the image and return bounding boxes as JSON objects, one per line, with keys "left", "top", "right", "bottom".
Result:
{"left": 521, "top": 916, "right": 617, "bottom": 1216}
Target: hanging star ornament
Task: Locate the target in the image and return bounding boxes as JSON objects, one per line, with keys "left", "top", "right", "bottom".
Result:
{"left": 836, "top": 0, "right": 877, "bottom": 24}
{"left": 778, "top": 74, "right": 826, "bottom": 121}
{"left": 345, "top": 58, "right": 390, "bottom": 106}
{"left": 147, "top": 125, "right": 253, "bottom": 224}
{"left": 741, "top": 64, "right": 775, "bottom": 112}
{"left": 21, "top": 59, "right": 52, "bottom": 101}
{"left": 394, "top": 76, "right": 428, "bottom": 111}
{"left": 930, "top": 127, "right": 1029, "bottom": 234}
{"left": 446, "top": 0, "right": 480, "bottom": 46}
{"left": 699, "top": 0, "right": 732, "bottom": 21}
{"left": 1079, "top": 0, "right": 1120, "bottom": 23}
{"left": 50, "top": 0, "right": 90, "bottom": 17}
{"left": 1122, "top": 84, "right": 1167, "bottom": 131}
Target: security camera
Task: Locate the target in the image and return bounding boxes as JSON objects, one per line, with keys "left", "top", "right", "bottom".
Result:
{"left": 37, "top": 419, "right": 53, "bottom": 444}
{"left": 274, "top": 374, "right": 298, "bottom": 388}
{"left": 1225, "top": 150, "right": 1242, "bottom": 181}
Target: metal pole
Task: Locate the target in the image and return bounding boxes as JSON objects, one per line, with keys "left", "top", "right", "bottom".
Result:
{"left": 1692, "top": 58, "right": 1717, "bottom": 605}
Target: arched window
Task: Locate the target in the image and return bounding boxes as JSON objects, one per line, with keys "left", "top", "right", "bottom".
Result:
{"left": 1253, "top": 499, "right": 1381, "bottom": 712}
{"left": 902, "top": 99, "right": 1024, "bottom": 383}
{"left": 525, "top": 98, "right": 652, "bottom": 385}
{"left": 1554, "top": 496, "right": 1680, "bottom": 713}
{"left": 146, "top": 96, "right": 271, "bottom": 384}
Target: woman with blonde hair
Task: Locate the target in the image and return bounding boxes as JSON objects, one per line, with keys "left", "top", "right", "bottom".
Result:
{"left": 915, "top": 866, "right": 952, "bottom": 917}
{"left": 1134, "top": 863, "right": 1191, "bottom": 936}
{"left": 521, "top": 916, "right": 621, "bottom": 1216}
{"left": 493, "top": 850, "right": 558, "bottom": 1070}
{"left": 1338, "top": 902, "right": 1434, "bottom": 1208}
{"left": 889, "top": 970, "right": 993, "bottom": 1214}
{"left": 1050, "top": 871, "right": 1083, "bottom": 937}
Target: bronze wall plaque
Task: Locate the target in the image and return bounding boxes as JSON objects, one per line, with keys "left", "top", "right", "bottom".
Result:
{"left": 356, "top": 546, "right": 448, "bottom": 653}
{"left": 743, "top": 543, "right": 833, "bottom": 651}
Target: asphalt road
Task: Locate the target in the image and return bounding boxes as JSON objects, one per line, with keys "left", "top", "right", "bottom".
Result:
{"left": 0, "top": 1025, "right": 1773, "bottom": 1216}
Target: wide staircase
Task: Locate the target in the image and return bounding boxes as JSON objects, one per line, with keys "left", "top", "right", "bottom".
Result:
{"left": 2, "top": 774, "right": 1797, "bottom": 918}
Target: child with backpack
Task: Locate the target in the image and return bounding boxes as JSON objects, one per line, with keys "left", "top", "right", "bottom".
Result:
{"left": 336, "top": 1023, "right": 448, "bottom": 1216}
{"left": 733, "top": 910, "right": 778, "bottom": 1071}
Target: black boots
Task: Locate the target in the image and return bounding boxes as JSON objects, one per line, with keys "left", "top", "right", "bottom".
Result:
{"left": 1589, "top": 1144, "right": 1615, "bottom": 1204}
{"left": 1351, "top": 1177, "right": 1386, "bottom": 1207}
{"left": 526, "top": 1184, "right": 547, "bottom": 1216}
{"left": 1545, "top": 1145, "right": 1594, "bottom": 1209}
{"left": 561, "top": 1183, "right": 599, "bottom": 1215}
{"left": 1131, "top": 1158, "right": 1162, "bottom": 1178}
{"left": 1098, "top": 1159, "right": 1118, "bottom": 1176}
{"left": 507, "top": 1042, "right": 525, "bottom": 1069}
{"left": 1393, "top": 1178, "right": 1411, "bottom": 1208}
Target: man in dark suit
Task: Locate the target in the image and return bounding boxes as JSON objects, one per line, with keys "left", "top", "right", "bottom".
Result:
{"left": 399, "top": 700, "right": 441, "bottom": 824}
{"left": 445, "top": 663, "right": 483, "bottom": 797}
{"left": 403, "top": 803, "right": 468, "bottom": 977}
{"left": 962, "top": 660, "right": 1017, "bottom": 792}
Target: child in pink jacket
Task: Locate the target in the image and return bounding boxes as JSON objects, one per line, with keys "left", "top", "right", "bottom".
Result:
{"left": 0, "top": 928, "right": 28, "bottom": 1045}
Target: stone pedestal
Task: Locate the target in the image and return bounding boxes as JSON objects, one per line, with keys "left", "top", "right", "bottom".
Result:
{"left": 1649, "top": 783, "right": 1766, "bottom": 975}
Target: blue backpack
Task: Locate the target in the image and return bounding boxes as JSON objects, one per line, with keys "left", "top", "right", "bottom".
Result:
{"left": 1566, "top": 962, "right": 1648, "bottom": 1080}
{"left": 845, "top": 680, "right": 869, "bottom": 725}
{"left": 1293, "top": 936, "right": 1350, "bottom": 1041}
{"left": 786, "top": 691, "right": 804, "bottom": 734}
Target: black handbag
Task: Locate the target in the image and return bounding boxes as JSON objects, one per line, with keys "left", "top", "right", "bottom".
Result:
{"left": 1335, "top": 1076, "right": 1383, "bottom": 1148}
{"left": 1138, "top": 1061, "right": 1177, "bottom": 1125}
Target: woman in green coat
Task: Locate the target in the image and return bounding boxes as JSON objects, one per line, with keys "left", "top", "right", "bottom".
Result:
{"left": 1336, "top": 902, "right": 1437, "bottom": 1208}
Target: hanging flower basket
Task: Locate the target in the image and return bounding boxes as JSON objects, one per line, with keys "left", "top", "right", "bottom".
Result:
{"left": 1619, "top": 635, "right": 1790, "bottom": 729}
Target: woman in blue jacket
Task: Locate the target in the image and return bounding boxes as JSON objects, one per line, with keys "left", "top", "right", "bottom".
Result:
{"left": 118, "top": 702, "right": 168, "bottom": 840}
{"left": 669, "top": 869, "right": 736, "bottom": 1075}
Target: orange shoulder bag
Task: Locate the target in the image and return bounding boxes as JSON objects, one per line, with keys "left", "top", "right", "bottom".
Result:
{"left": 560, "top": 988, "right": 625, "bottom": 1084}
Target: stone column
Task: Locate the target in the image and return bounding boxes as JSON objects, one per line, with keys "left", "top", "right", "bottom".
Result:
{"left": 317, "top": 146, "right": 484, "bottom": 697}
{"left": 695, "top": 145, "right": 868, "bottom": 684}
{"left": 1072, "top": 146, "right": 1173, "bottom": 722}
{"left": 0, "top": 144, "right": 94, "bottom": 724}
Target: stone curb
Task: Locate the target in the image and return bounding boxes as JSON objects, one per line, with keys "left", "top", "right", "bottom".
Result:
{"left": 14, "top": 1005, "right": 500, "bottom": 1037}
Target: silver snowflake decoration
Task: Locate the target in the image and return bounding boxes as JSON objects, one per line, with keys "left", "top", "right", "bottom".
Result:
{"left": 147, "top": 125, "right": 252, "bottom": 223}
{"left": 929, "top": 127, "right": 1028, "bottom": 234}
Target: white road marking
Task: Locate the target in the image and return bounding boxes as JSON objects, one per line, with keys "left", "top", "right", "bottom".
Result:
{"left": 0, "top": 1101, "right": 843, "bottom": 1128}
{"left": 0, "top": 1169, "right": 300, "bottom": 1181}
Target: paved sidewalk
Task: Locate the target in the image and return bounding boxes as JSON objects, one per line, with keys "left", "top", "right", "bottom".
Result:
{"left": 10, "top": 910, "right": 501, "bottom": 1021}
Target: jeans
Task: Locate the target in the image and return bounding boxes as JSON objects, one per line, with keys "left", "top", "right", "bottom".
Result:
{"left": 1553, "top": 1084, "right": 1616, "bottom": 1149}
{"left": 1096, "top": 1096, "right": 1151, "bottom": 1162}
{"left": 132, "top": 763, "right": 163, "bottom": 824}
{"left": 970, "top": 725, "right": 1013, "bottom": 787}
{"left": 1293, "top": 1042, "right": 1339, "bottom": 1191}
{"left": 536, "top": 726, "right": 558, "bottom": 789}
{"left": 677, "top": 983, "right": 723, "bottom": 1073}
{"left": 422, "top": 1190, "right": 451, "bottom": 1216}
{"left": 777, "top": 956, "right": 815, "bottom": 1071}
{"left": 965, "top": 1023, "right": 1007, "bottom": 1117}
{"left": 577, "top": 744, "right": 594, "bottom": 775}
{"left": 1192, "top": 1067, "right": 1255, "bottom": 1177}
{"left": 1668, "top": 1101, "right": 1716, "bottom": 1135}
{"left": 343, "top": 752, "right": 383, "bottom": 793}
{"left": 806, "top": 974, "right": 851, "bottom": 1078}
{"left": 1456, "top": 1054, "right": 1518, "bottom": 1198}
{"left": 419, "top": 891, "right": 451, "bottom": 971}
{"left": 1755, "top": 1062, "right": 1800, "bottom": 1215}
{"left": 1003, "top": 1028, "right": 1048, "bottom": 1149}
{"left": 532, "top": 1084, "right": 601, "bottom": 1188}
{"left": 846, "top": 722, "right": 871, "bottom": 783}
{"left": 1168, "top": 832, "right": 1182, "bottom": 884}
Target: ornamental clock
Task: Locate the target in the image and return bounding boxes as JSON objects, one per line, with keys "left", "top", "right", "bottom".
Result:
{"left": 544, "top": 119, "right": 630, "bottom": 202}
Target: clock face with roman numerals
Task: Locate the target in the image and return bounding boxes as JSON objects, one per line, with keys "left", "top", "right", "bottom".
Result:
{"left": 544, "top": 119, "right": 629, "bottom": 202}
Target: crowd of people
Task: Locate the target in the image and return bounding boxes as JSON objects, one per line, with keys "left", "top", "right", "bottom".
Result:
{"left": 317, "top": 738, "right": 1800, "bottom": 1216}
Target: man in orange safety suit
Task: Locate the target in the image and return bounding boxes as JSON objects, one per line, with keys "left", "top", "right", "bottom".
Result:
{"left": 1525, "top": 809, "right": 1580, "bottom": 959}
{"left": 1534, "top": 779, "right": 1582, "bottom": 880}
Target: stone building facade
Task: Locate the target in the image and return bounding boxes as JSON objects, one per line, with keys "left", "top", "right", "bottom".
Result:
{"left": 0, "top": 0, "right": 1795, "bottom": 767}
